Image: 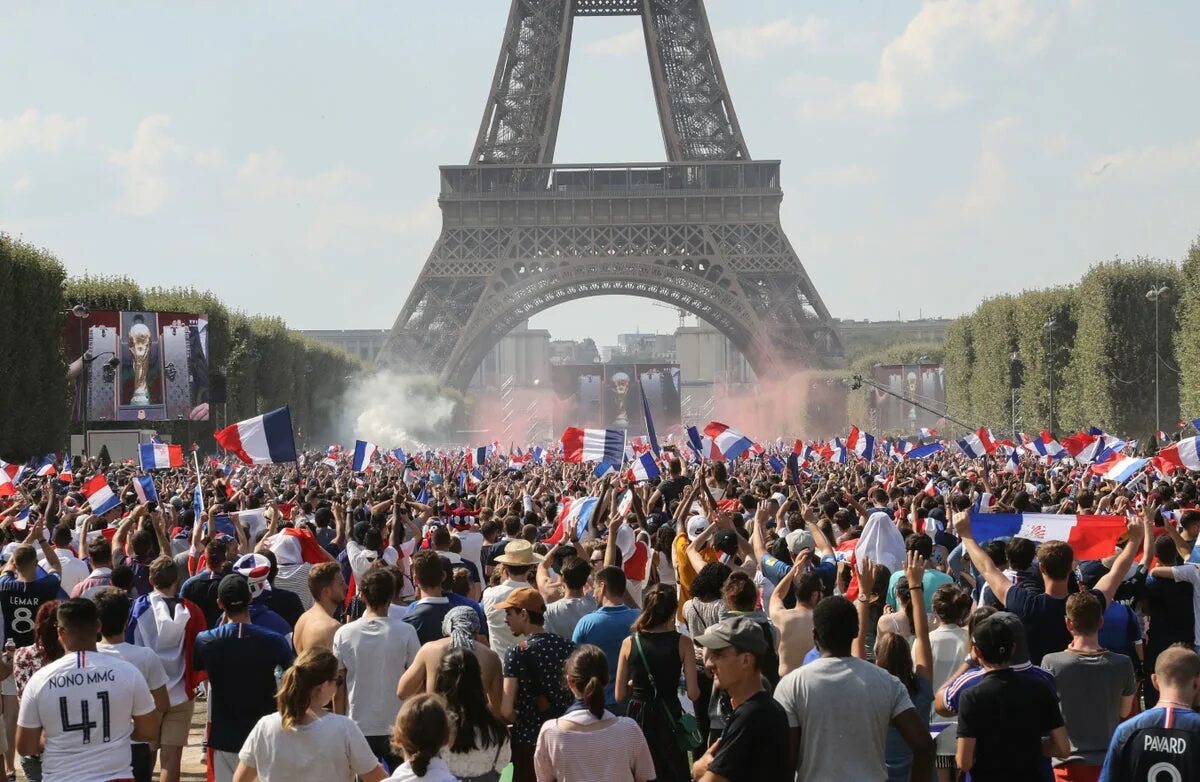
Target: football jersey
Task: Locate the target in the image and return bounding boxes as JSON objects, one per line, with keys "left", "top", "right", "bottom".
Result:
{"left": 1099, "top": 705, "right": 1200, "bottom": 782}
{"left": 0, "top": 573, "right": 64, "bottom": 647}
{"left": 17, "top": 650, "right": 155, "bottom": 782}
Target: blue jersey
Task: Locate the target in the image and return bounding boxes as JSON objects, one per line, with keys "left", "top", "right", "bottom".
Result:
{"left": 1099, "top": 706, "right": 1200, "bottom": 782}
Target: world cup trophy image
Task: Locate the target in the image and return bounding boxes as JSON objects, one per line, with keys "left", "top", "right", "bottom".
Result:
{"left": 128, "top": 320, "right": 152, "bottom": 405}
{"left": 119, "top": 312, "right": 163, "bottom": 412}
{"left": 610, "top": 371, "right": 631, "bottom": 427}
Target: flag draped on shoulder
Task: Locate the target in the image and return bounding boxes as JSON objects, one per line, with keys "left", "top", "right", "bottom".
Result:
{"left": 139, "top": 442, "right": 183, "bottom": 471}
{"left": 214, "top": 407, "right": 297, "bottom": 465}
{"left": 561, "top": 427, "right": 626, "bottom": 464}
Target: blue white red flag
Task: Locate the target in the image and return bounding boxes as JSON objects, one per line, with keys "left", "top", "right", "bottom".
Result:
{"left": 30, "top": 455, "right": 57, "bottom": 477}
{"left": 704, "top": 421, "right": 753, "bottom": 460}
{"left": 905, "top": 441, "right": 944, "bottom": 460}
{"left": 637, "top": 376, "right": 660, "bottom": 455}
{"left": 846, "top": 426, "right": 875, "bottom": 461}
{"left": 1002, "top": 449, "right": 1021, "bottom": 474}
{"left": 82, "top": 473, "right": 120, "bottom": 516}
{"left": 139, "top": 443, "right": 183, "bottom": 471}
{"left": 351, "top": 440, "right": 379, "bottom": 472}
{"left": 919, "top": 428, "right": 938, "bottom": 438}
{"left": 1090, "top": 454, "right": 1147, "bottom": 483}
{"left": 767, "top": 455, "right": 785, "bottom": 473}
{"left": 389, "top": 447, "right": 406, "bottom": 464}
{"left": 561, "top": 427, "right": 626, "bottom": 465}
{"left": 1024, "top": 430, "right": 1066, "bottom": 460}
{"left": 1152, "top": 436, "right": 1200, "bottom": 475}
{"left": 627, "top": 452, "right": 660, "bottom": 483}
{"left": 956, "top": 428, "right": 996, "bottom": 459}
{"left": 132, "top": 475, "right": 159, "bottom": 505}
{"left": 593, "top": 462, "right": 617, "bottom": 479}
{"left": 214, "top": 407, "right": 297, "bottom": 465}
{"left": 969, "top": 512, "right": 1129, "bottom": 560}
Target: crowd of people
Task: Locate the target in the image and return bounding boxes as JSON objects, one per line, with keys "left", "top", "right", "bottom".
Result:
{"left": 0, "top": 434, "right": 1197, "bottom": 782}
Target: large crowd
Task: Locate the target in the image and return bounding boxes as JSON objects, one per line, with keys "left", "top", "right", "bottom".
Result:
{"left": 0, "top": 435, "right": 1197, "bottom": 782}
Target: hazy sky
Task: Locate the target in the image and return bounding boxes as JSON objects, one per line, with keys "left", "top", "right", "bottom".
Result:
{"left": 4, "top": 1, "right": 1199, "bottom": 346}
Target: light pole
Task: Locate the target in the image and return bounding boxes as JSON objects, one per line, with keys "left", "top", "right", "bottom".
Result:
{"left": 1146, "top": 285, "right": 1170, "bottom": 435}
{"left": 66, "top": 304, "right": 90, "bottom": 457}
{"left": 1043, "top": 317, "right": 1056, "bottom": 436}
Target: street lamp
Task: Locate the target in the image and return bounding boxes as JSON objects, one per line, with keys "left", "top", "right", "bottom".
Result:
{"left": 1146, "top": 285, "right": 1170, "bottom": 435}
{"left": 1043, "top": 317, "right": 1056, "bottom": 436}
{"left": 79, "top": 351, "right": 120, "bottom": 459}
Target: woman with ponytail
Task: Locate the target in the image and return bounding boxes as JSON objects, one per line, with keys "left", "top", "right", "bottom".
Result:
{"left": 432, "top": 648, "right": 510, "bottom": 781}
{"left": 533, "top": 644, "right": 655, "bottom": 782}
{"left": 614, "top": 583, "right": 699, "bottom": 782}
{"left": 233, "top": 649, "right": 387, "bottom": 782}
{"left": 386, "top": 694, "right": 455, "bottom": 781}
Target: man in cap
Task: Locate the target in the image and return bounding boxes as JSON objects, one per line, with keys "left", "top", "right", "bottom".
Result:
{"left": 691, "top": 616, "right": 790, "bottom": 782}
{"left": 498, "top": 586, "right": 574, "bottom": 782}
{"left": 232, "top": 552, "right": 291, "bottom": 638}
{"left": 482, "top": 540, "right": 543, "bottom": 660}
{"left": 956, "top": 615, "right": 1071, "bottom": 780}
{"left": 192, "top": 574, "right": 293, "bottom": 782}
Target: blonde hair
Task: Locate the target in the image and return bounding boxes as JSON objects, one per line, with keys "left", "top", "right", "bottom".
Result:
{"left": 277, "top": 648, "right": 337, "bottom": 730}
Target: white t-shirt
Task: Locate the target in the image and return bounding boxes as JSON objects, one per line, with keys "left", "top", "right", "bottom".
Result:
{"left": 41, "top": 549, "right": 89, "bottom": 594}
{"left": 482, "top": 579, "right": 528, "bottom": 661}
{"left": 95, "top": 640, "right": 169, "bottom": 747}
{"left": 388, "top": 756, "right": 459, "bottom": 782}
{"left": 1170, "top": 564, "right": 1200, "bottom": 647}
{"left": 17, "top": 650, "right": 156, "bottom": 782}
{"left": 453, "top": 530, "right": 486, "bottom": 578}
{"left": 332, "top": 615, "right": 420, "bottom": 736}
{"left": 346, "top": 540, "right": 401, "bottom": 594}
{"left": 239, "top": 712, "right": 379, "bottom": 782}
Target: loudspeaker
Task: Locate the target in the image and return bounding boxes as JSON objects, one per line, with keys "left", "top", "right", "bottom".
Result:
{"left": 210, "top": 373, "right": 227, "bottom": 404}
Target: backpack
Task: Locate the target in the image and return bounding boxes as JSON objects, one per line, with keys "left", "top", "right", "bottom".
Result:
{"left": 757, "top": 620, "right": 781, "bottom": 688}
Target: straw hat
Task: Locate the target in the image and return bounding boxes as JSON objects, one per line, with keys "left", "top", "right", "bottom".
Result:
{"left": 494, "top": 539, "right": 544, "bottom": 566}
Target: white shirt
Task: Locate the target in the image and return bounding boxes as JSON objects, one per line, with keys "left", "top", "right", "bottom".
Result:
{"left": 1170, "top": 564, "right": 1200, "bottom": 648}
{"left": 41, "top": 548, "right": 88, "bottom": 594}
{"left": 346, "top": 540, "right": 400, "bottom": 594}
{"left": 17, "top": 650, "right": 156, "bottom": 782}
{"left": 239, "top": 712, "right": 379, "bottom": 782}
{"left": 482, "top": 579, "right": 528, "bottom": 661}
{"left": 332, "top": 614, "right": 421, "bottom": 736}
{"left": 453, "top": 530, "right": 486, "bottom": 579}
{"left": 96, "top": 640, "right": 169, "bottom": 746}
{"left": 388, "top": 756, "right": 460, "bottom": 782}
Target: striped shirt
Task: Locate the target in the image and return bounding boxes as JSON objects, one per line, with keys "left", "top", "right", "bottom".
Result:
{"left": 944, "top": 661, "right": 1057, "bottom": 714}
{"left": 272, "top": 563, "right": 313, "bottom": 610}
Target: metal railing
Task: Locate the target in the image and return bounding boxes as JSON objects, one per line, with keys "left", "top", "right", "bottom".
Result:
{"left": 440, "top": 161, "right": 782, "bottom": 199}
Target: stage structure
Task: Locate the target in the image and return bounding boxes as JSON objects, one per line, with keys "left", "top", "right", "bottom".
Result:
{"left": 380, "top": 0, "right": 843, "bottom": 390}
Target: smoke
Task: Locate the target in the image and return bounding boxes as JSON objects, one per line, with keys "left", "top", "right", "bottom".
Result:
{"left": 338, "top": 371, "right": 457, "bottom": 446}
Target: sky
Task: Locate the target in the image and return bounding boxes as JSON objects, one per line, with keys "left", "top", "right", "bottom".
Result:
{"left": 3, "top": 1, "right": 1200, "bottom": 346}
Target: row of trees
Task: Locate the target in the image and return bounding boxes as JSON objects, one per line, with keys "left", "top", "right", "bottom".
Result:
{"left": 942, "top": 246, "right": 1199, "bottom": 440}
{"left": 1, "top": 233, "right": 367, "bottom": 460}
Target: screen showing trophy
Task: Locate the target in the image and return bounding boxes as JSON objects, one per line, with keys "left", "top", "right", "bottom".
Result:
{"left": 64, "top": 310, "right": 210, "bottom": 422}
{"left": 552, "top": 363, "right": 680, "bottom": 435}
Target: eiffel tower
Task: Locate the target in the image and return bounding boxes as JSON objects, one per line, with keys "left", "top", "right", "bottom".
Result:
{"left": 379, "top": 0, "right": 843, "bottom": 390}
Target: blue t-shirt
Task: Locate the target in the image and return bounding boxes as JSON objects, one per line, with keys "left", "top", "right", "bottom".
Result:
{"left": 239, "top": 597, "right": 292, "bottom": 638}
{"left": 403, "top": 597, "right": 454, "bottom": 645}
{"left": 194, "top": 622, "right": 294, "bottom": 752}
{"left": 572, "top": 605, "right": 639, "bottom": 705}
{"left": 1006, "top": 586, "right": 1107, "bottom": 665}
{"left": 1097, "top": 601, "right": 1142, "bottom": 662}
{"left": 1099, "top": 706, "right": 1200, "bottom": 782}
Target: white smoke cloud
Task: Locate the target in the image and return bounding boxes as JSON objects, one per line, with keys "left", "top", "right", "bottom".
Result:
{"left": 339, "top": 371, "right": 457, "bottom": 446}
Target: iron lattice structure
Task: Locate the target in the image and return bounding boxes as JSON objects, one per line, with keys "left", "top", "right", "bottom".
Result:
{"left": 381, "top": 0, "right": 843, "bottom": 389}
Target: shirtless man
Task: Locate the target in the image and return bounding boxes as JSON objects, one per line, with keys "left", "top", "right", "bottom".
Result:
{"left": 397, "top": 605, "right": 503, "bottom": 714}
{"left": 768, "top": 551, "right": 824, "bottom": 678}
{"left": 292, "top": 562, "right": 346, "bottom": 654}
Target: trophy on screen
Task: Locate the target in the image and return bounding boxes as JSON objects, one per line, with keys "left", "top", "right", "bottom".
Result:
{"left": 128, "top": 319, "right": 154, "bottom": 406}
{"left": 610, "top": 371, "right": 631, "bottom": 427}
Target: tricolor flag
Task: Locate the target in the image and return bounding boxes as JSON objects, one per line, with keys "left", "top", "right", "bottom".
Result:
{"left": 627, "top": 452, "right": 660, "bottom": 483}
{"left": 956, "top": 427, "right": 996, "bottom": 458}
{"left": 193, "top": 484, "right": 205, "bottom": 517}
{"left": 767, "top": 455, "right": 785, "bottom": 473}
{"left": 468, "top": 445, "right": 488, "bottom": 469}
{"left": 30, "top": 455, "right": 57, "bottom": 477}
{"left": 637, "top": 376, "right": 660, "bottom": 455}
{"left": 214, "top": 407, "right": 297, "bottom": 465}
{"left": 704, "top": 421, "right": 753, "bottom": 461}
{"left": 388, "top": 447, "right": 406, "bottom": 464}
{"left": 351, "top": 440, "right": 379, "bottom": 472}
{"left": 561, "top": 427, "right": 626, "bottom": 465}
{"left": 1002, "top": 449, "right": 1021, "bottom": 474}
{"left": 593, "top": 462, "right": 617, "bottom": 479}
{"left": 1152, "top": 436, "right": 1200, "bottom": 475}
{"left": 1090, "top": 454, "right": 1147, "bottom": 483}
{"left": 846, "top": 426, "right": 876, "bottom": 461}
{"left": 685, "top": 426, "right": 720, "bottom": 462}
{"left": 544, "top": 495, "right": 601, "bottom": 545}
{"left": 969, "top": 512, "right": 1129, "bottom": 560}
{"left": 59, "top": 464, "right": 73, "bottom": 483}
{"left": 132, "top": 475, "right": 159, "bottom": 505}
{"left": 819, "top": 440, "right": 848, "bottom": 464}
{"left": 1025, "top": 430, "right": 1066, "bottom": 460}
{"left": 82, "top": 474, "right": 120, "bottom": 516}
{"left": 919, "top": 428, "right": 938, "bottom": 439}
{"left": 0, "top": 468, "right": 15, "bottom": 498}
{"left": 906, "top": 442, "right": 944, "bottom": 460}
{"left": 138, "top": 442, "right": 184, "bottom": 471}
{"left": 1156, "top": 430, "right": 1169, "bottom": 443}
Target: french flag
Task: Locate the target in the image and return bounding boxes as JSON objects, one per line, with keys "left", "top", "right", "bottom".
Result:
{"left": 1152, "top": 436, "right": 1200, "bottom": 475}
{"left": 139, "top": 442, "right": 183, "bottom": 471}
{"left": 686, "top": 426, "right": 722, "bottom": 462}
{"left": 83, "top": 473, "right": 120, "bottom": 516}
{"left": 627, "top": 452, "right": 660, "bottom": 483}
{"left": 1002, "top": 449, "right": 1021, "bottom": 474}
{"left": 1091, "top": 454, "right": 1147, "bottom": 483}
{"left": 846, "top": 426, "right": 875, "bottom": 461}
{"left": 1025, "top": 430, "right": 1065, "bottom": 460}
{"left": 31, "top": 455, "right": 57, "bottom": 477}
{"left": 467, "top": 445, "right": 488, "bottom": 468}
{"left": 561, "top": 427, "right": 626, "bottom": 465}
{"left": 704, "top": 421, "right": 753, "bottom": 460}
{"left": 637, "top": 376, "right": 661, "bottom": 455}
{"left": 213, "top": 407, "right": 298, "bottom": 465}
{"left": 969, "top": 512, "right": 1130, "bottom": 560}
{"left": 906, "top": 442, "right": 944, "bottom": 460}
{"left": 956, "top": 427, "right": 996, "bottom": 458}
{"left": 0, "top": 468, "right": 15, "bottom": 498}
{"left": 59, "top": 464, "right": 73, "bottom": 483}
{"left": 132, "top": 475, "right": 159, "bottom": 505}
{"left": 593, "top": 462, "right": 617, "bottom": 479}
{"left": 544, "top": 495, "right": 601, "bottom": 545}
{"left": 919, "top": 428, "right": 938, "bottom": 439}
{"left": 388, "top": 447, "right": 406, "bottom": 464}
{"left": 351, "top": 440, "right": 379, "bottom": 472}
{"left": 820, "top": 440, "right": 848, "bottom": 464}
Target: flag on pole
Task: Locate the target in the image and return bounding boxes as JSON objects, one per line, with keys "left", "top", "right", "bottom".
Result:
{"left": 132, "top": 475, "right": 159, "bottom": 505}
{"left": 561, "top": 427, "right": 626, "bottom": 464}
{"left": 703, "top": 421, "right": 753, "bottom": 460}
{"left": 637, "top": 376, "right": 660, "bottom": 455}
{"left": 846, "top": 426, "right": 876, "bottom": 461}
{"left": 1025, "top": 431, "right": 1066, "bottom": 460}
{"left": 1090, "top": 454, "right": 1147, "bottom": 483}
{"left": 82, "top": 474, "right": 120, "bottom": 516}
{"left": 214, "top": 407, "right": 297, "bottom": 465}
{"left": 969, "top": 512, "right": 1130, "bottom": 560}
{"left": 30, "top": 455, "right": 56, "bottom": 477}
{"left": 351, "top": 440, "right": 379, "bottom": 472}
{"left": 193, "top": 483, "right": 205, "bottom": 518}
{"left": 388, "top": 447, "right": 406, "bottom": 464}
{"left": 593, "top": 462, "right": 617, "bottom": 479}
{"left": 139, "top": 442, "right": 184, "bottom": 471}
{"left": 1152, "top": 436, "right": 1200, "bottom": 475}
{"left": 956, "top": 428, "right": 996, "bottom": 458}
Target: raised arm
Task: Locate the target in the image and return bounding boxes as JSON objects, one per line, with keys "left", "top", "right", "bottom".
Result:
{"left": 905, "top": 552, "right": 933, "bottom": 681}
{"left": 1094, "top": 518, "right": 1145, "bottom": 605}
{"left": 954, "top": 511, "right": 1015, "bottom": 605}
